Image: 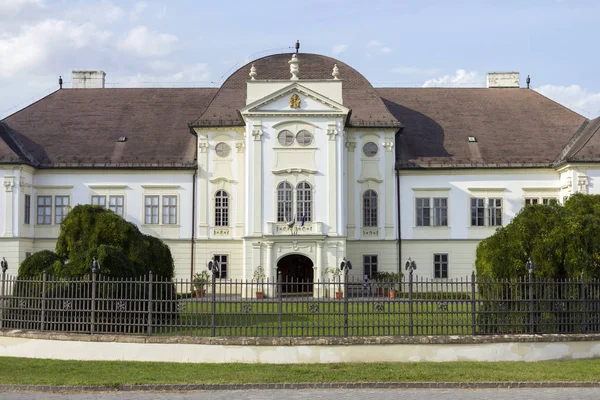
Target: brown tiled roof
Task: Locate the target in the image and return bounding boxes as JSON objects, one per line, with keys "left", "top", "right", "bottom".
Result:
{"left": 192, "top": 53, "right": 401, "bottom": 128}
{"left": 0, "top": 88, "right": 217, "bottom": 168}
{"left": 377, "top": 88, "right": 587, "bottom": 168}
{"left": 557, "top": 117, "right": 600, "bottom": 163}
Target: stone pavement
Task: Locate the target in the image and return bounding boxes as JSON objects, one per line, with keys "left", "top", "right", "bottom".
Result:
{"left": 2, "top": 388, "right": 600, "bottom": 400}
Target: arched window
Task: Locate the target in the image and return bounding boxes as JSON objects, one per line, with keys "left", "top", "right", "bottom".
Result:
{"left": 296, "top": 182, "right": 312, "bottom": 223}
{"left": 215, "top": 190, "right": 229, "bottom": 226}
{"left": 277, "top": 182, "right": 293, "bottom": 222}
{"left": 363, "top": 190, "right": 378, "bottom": 227}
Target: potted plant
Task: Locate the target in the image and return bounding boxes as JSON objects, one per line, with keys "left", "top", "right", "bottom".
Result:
{"left": 325, "top": 266, "right": 344, "bottom": 299}
{"left": 387, "top": 272, "right": 403, "bottom": 299}
{"left": 253, "top": 266, "right": 266, "bottom": 299}
{"left": 192, "top": 270, "right": 211, "bottom": 298}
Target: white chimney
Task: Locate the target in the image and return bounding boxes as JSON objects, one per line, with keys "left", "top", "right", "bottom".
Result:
{"left": 72, "top": 70, "right": 106, "bottom": 89}
{"left": 486, "top": 72, "right": 519, "bottom": 88}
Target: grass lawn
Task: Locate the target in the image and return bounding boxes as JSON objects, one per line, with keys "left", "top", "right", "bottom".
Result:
{"left": 0, "top": 358, "right": 599, "bottom": 386}
{"left": 154, "top": 299, "right": 475, "bottom": 337}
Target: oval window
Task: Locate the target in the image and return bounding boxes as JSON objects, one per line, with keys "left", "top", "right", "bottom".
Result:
{"left": 362, "top": 142, "right": 378, "bottom": 157}
{"left": 296, "top": 130, "right": 313, "bottom": 147}
{"left": 277, "top": 130, "right": 295, "bottom": 146}
{"left": 215, "top": 142, "right": 231, "bottom": 158}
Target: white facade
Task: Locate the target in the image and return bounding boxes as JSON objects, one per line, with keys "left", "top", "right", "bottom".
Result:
{"left": 1, "top": 54, "right": 597, "bottom": 289}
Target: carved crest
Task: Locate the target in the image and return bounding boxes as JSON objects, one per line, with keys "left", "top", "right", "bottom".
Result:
{"left": 289, "top": 94, "right": 301, "bottom": 109}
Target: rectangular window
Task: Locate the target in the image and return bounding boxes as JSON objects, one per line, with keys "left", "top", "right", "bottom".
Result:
{"left": 91, "top": 195, "right": 106, "bottom": 208}
{"left": 363, "top": 254, "right": 378, "bottom": 280}
{"left": 54, "top": 196, "right": 70, "bottom": 224}
{"left": 25, "top": 252, "right": 32, "bottom": 259}
{"left": 162, "top": 195, "right": 177, "bottom": 224}
{"left": 214, "top": 254, "right": 228, "bottom": 279}
{"left": 415, "top": 198, "right": 430, "bottom": 226}
{"left": 37, "top": 196, "right": 52, "bottom": 225}
{"left": 144, "top": 195, "right": 159, "bottom": 224}
{"left": 433, "top": 197, "right": 448, "bottom": 226}
{"left": 488, "top": 198, "right": 502, "bottom": 226}
{"left": 434, "top": 253, "right": 448, "bottom": 278}
{"left": 542, "top": 198, "right": 557, "bottom": 205}
{"left": 525, "top": 198, "right": 538, "bottom": 206}
{"left": 109, "top": 195, "right": 124, "bottom": 217}
{"left": 470, "top": 198, "right": 485, "bottom": 226}
{"left": 24, "top": 194, "right": 31, "bottom": 225}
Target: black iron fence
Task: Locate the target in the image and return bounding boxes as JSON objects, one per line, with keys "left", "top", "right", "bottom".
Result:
{"left": 1, "top": 271, "right": 599, "bottom": 337}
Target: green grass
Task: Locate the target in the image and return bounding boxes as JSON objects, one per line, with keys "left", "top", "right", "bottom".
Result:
{"left": 153, "top": 300, "right": 474, "bottom": 337}
{"left": 0, "top": 358, "right": 599, "bottom": 386}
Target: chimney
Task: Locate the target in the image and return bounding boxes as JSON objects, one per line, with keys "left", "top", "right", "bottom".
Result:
{"left": 72, "top": 70, "right": 106, "bottom": 89}
{"left": 486, "top": 72, "right": 520, "bottom": 88}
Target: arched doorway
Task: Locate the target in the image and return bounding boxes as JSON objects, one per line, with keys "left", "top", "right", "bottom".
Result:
{"left": 277, "top": 254, "right": 314, "bottom": 295}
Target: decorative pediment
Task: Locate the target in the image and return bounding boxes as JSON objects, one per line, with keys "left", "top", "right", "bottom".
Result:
{"left": 239, "top": 83, "right": 350, "bottom": 121}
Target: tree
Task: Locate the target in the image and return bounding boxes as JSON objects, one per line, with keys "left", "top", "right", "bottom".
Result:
{"left": 476, "top": 193, "right": 600, "bottom": 281}
{"left": 20, "top": 205, "right": 174, "bottom": 279}
{"left": 18, "top": 250, "right": 65, "bottom": 278}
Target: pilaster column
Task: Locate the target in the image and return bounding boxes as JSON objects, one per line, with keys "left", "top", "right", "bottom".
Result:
{"left": 235, "top": 140, "right": 245, "bottom": 237}
{"left": 197, "top": 138, "right": 209, "bottom": 239}
{"left": 327, "top": 121, "right": 338, "bottom": 235}
{"left": 4, "top": 176, "right": 15, "bottom": 237}
{"left": 315, "top": 241, "right": 324, "bottom": 298}
{"left": 346, "top": 140, "right": 356, "bottom": 239}
{"left": 251, "top": 120, "right": 263, "bottom": 236}
{"left": 265, "top": 241, "right": 274, "bottom": 297}
{"left": 384, "top": 135, "right": 395, "bottom": 239}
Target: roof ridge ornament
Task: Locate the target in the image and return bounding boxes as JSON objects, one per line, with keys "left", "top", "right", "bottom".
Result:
{"left": 332, "top": 64, "right": 340, "bottom": 80}
{"left": 249, "top": 64, "right": 257, "bottom": 80}
{"left": 289, "top": 54, "right": 299, "bottom": 81}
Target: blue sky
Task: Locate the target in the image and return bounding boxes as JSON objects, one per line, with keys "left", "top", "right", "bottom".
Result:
{"left": 1, "top": 0, "right": 599, "bottom": 119}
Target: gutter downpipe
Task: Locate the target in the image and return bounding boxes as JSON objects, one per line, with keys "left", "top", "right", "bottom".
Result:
{"left": 395, "top": 128, "right": 402, "bottom": 276}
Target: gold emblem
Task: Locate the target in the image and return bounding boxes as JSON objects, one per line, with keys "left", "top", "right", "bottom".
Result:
{"left": 289, "top": 94, "right": 301, "bottom": 109}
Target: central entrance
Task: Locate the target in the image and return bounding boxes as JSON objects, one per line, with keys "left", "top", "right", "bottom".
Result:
{"left": 277, "top": 254, "right": 314, "bottom": 295}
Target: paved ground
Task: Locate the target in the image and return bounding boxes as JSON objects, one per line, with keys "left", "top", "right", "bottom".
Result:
{"left": 2, "top": 389, "right": 600, "bottom": 400}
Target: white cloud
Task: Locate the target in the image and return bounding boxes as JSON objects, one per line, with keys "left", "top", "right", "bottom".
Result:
{"left": 130, "top": 1, "right": 148, "bottom": 21}
{"left": 392, "top": 66, "right": 441, "bottom": 75}
{"left": 535, "top": 84, "right": 600, "bottom": 118}
{"left": 0, "top": 19, "right": 111, "bottom": 78}
{"left": 116, "top": 26, "right": 178, "bottom": 57}
{"left": 63, "top": 1, "right": 124, "bottom": 24}
{"left": 422, "top": 69, "right": 485, "bottom": 87}
{"left": 367, "top": 40, "right": 391, "bottom": 54}
{"left": 332, "top": 44, "right": 348, "bottom": 56}
{"left": 113, "top": 63, "right": 212, "bottom": 87}
{"left": 0, "top": 0, "right": 42, "bottom": 13}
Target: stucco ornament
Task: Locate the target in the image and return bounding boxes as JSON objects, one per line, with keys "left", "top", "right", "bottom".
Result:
{"left": 249, "top": 64, "right": 257, "bottom": 80}
{"left": 289, "top": 94, "right": 301, "bottom": 109}
{"left": 332, "top": 64, "right": 340, "bottom": 80}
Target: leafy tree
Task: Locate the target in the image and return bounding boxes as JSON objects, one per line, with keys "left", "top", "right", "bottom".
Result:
{"left": 476, "top": 193, "right": 600, "bottom": 281}
{"left": 18, "top": 250, "right": 65, "bottom": 278}
{"left": 20, "top": 204, "right": 174, "bottom": 279}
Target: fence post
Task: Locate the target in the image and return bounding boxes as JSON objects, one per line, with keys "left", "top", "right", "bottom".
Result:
{"left": 529, "top": 269, "right": 534, "bottom": 334}
{"left": 90, "top": 271, "right": 96, "bottom": 334}
{"left": 277, "top": 272, "right": 282, "bottom": 337}
{"left": 581, "top": 271, "right": 586, "bottom": 333}
{"left": 211, "top": 270, "right": 216, "bottom": 337}
{"left": 147, "top": 271, "right": 153, "bottom": 336}
{"left": 343, "top": 268, "right": 349, "bottom": 338}
{"left": 408, "top": 270, "right": 413, "bottom": 336}
{"left": 471, "top": 271, "right": 476, "bottom": 336}
{"left": 40, "top": 272, "right": 47, "bottom": 331}
{"left": 0, "top": 269, "right": 6, "bottom": 330}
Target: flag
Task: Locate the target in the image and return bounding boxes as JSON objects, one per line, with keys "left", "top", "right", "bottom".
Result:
{"left": 286, "top": 215, "right": 295, "bottom": 229}
{"left": 301, "top": 215, "right": 306, "bottom": 227}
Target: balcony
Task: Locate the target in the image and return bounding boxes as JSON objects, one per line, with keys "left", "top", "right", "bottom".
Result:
{"left": 266, "top": 221, "right": 324, "bottom": 236}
